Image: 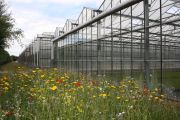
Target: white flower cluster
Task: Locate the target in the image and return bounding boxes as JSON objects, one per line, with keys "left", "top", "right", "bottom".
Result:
{"left": 116, "top": 112, "right": 125, "bottom": 120}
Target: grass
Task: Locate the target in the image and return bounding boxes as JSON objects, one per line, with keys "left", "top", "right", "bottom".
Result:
{"left": 0, "top": 67, "right": 179, "bottom": 120}
{"left": 103, "top": 69, "right": 180, "bottom": 89}
{"left": 161, "top": 70, "right": 180, "bottom": 89}
{"left": 0, "top": 62, "right": 29, "bottom": 72}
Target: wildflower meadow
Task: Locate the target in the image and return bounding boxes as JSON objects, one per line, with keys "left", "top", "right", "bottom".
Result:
{"left": 0, "top": 67, "right": 179, "bottom": 120}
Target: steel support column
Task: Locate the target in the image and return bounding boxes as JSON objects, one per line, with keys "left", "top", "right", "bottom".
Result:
{"left": 160, "top": 0, "right": 163, "bottom": 92}
{"left": 144, "top": 0, "right": 150, "bottom": 87}
{"left": 97, "top": 21, "right": 101, "bottom": 75}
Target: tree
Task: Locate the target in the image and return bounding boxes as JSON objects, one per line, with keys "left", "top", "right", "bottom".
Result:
{"left": 0, "top": 0, "right": 22, "bottom": 50}
{"left": 10, "top": 55, "right": 18, "bottom": 61}
{"left": 0, "top": 49, "right": 11, "bottom": 65}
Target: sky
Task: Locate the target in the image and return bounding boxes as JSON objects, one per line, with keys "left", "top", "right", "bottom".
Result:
{"left": 5, "top": 0, "right": 103, "bottom": 56}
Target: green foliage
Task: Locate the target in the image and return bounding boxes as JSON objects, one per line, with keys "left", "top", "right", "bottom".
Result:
{"left": 0, "top": 48, "right": 11, "bottom": 65}
{"left": 0, "top": 0, "right": 22, "bottom": 49}
{"left": 10, "top": 55, "right": 18, "bottom": 61}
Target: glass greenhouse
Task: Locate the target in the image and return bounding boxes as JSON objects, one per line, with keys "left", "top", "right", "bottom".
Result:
{"left": 19, "top": 0, "right": 180, "bottom": 90}
{"left": 19, "top": 33, "right": 54, "bottom": 68}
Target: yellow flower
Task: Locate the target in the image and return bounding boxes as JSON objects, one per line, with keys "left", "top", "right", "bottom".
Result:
{"left": 122, "top": 85, "right": 127, "bottom": 88}
{"left": 120, "top": 90, "right": 125, "bottom": 93}
{"left": 160, "top": 94, "right": 165, "bottom": 98}
{"left": 45, "top": 80, "right": 50, "bottom": 84}
{"left": 77, "top": 106, "right": 83, "bottom": 113}
{"left": 30, "top": 88, "right": 35, "bottom": 92}
{"left": 3, "top": 76, "right": 8, "bottom": 80}
{"left": 110, "top": 85, "right": 116, "bottom": 89}
{"left": 135, "top": 86, "right": 139, "bottom": 89}
{"left": 149, "top": 95, "right": 153, "bottom": 98}
{"left": 4, "top": 87, "right": 9, "bottom": 91}
{"left": 128, "top": 80, "right": 132, "bottom": 83}
{"left": 42, "top": 97, "right": 46, "bottom": 100}
{"left": 60, "top": 94, "right": 64, "bottom": 96}
{"left": 53, "top": 68, "right": 58, "bottom": 71}
{"left": 116, "top": 96, "right": 121, "bottom": 100}
{"left": 99, "top": 93, "right": 107, "bottom": 97}
{"left": 51, "top": 86, "right": 57, "bottom": 91}
{"left": 93, "top": 95, "right": 96, "bottom": 98}
{"left": 40, "top": 74, "right": 45, "bottom": 78}
{"left": 4, "top": 82, "right": 9, "bottom": 86}
{"left": 159, "top": 99, "right": 164, "bottom": 102}
{"left": 154, "top": 96, "right": 159, "bottom": 100}
{"left": 154, "top": 88, "right": 158, "bottom": 92}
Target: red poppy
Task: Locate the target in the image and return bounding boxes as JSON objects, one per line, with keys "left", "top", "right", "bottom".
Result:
{"left": 28, "top": 96, "right": 33, "bottom": 102}
{"left": 56, "top": 79, "right": 63, "bottom": 84}
{"left": 91, "top": 80, "right": 98, "bottom": 86}
{"left": 74, "top": 82, "right": 81, "bottom": 87}
{"left": 143, "top": 85, "right": 148, "bottom": 96}
{"left": 4, "top": 111, "right": 14, "bottom": 117}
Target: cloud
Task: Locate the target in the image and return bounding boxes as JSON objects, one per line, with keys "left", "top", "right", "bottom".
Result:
{"left": 11, "top": 0, "right": 102, "bottom": 5}
{"left": 6, "top": 0, "right": 103, "bottom": 56}
{"left": 6, "top": 7, "right": 65, "bottom": 55}
{"left": 5, "top": 41, "right": 24, "bottom": 56}
{"left": 10, "top": 0, "right": 33, "bottom": 3}
{"left": 38, "top": 0, "right": 102, "bottom": 6}
{"left": 12, "top": 8, "right": 64, "bottom": 37}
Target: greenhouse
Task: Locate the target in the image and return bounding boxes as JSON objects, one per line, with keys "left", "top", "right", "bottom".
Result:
{"left": 19, "top": 0, "right": 180, "bottom": 89}
{"left": 19, "top": 33, "right": 54, "bottom": 68}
